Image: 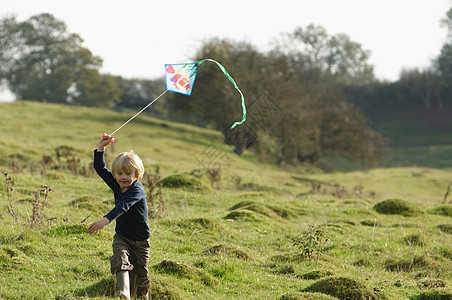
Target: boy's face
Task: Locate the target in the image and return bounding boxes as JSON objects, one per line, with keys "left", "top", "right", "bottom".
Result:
{"left": 115, "top": 171, "right": 137, "bottom": 192}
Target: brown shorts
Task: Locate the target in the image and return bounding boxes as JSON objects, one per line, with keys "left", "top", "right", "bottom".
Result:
{"left": 111, "top": 234, "right": 150, "bottom": 297}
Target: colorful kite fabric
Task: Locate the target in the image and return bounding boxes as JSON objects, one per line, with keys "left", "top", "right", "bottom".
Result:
{"left": 165, "top": 63, "right": 199, "bottom": 96}
{"left": 165, "top": 58, "right": 247, "bottom": 129}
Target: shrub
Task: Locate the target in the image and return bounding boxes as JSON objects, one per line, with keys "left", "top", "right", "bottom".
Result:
{"left": 280, "top": 292, "right": 338, "bottom": 299}
{"left": 428, "top": 205, "right": 452, "bottom": 217}
{"left": 404, "top": 233, "right": 427, "bottom": 246}
{"left": 203, "top": 244, "right": 250, "bottom": 260}
{"left": 417, "top": 278, "right": 446, "bottom": 289}
{"left": 229, "top": 201, "right": 278, "bottom": 218}
{"left": 300, "top": 270, "right": 334, "bottom": 280}
{"left": 154, "top": 259, "right": 217, "bottom": 286}
{"left": 437, "top": 224, "right": 452, "bottom": 234}
{"left": 385, "top": 255, "right": 431, "bottom": 272}
{"left": 175, "top": 217, "right": 222, "bottom": 231}
{"left": 292, "top": 225, "right": 329, "bottom": 259}
{"left": 68, "top": 196, "right": 102, "bottom": 210}
{"left": 228, "top": 201, "right": 295, "bottom": 219}
{"left": 413, "top": 288, "right": 452, "bottom": 300}
{"left": 303, "top": 276, "right": 381, "bottom": 299}
{"left": 150, "top": 277, "right": 184, "bottom": 300}
{"left": 373, "top": 198, "right": 424, "bottom": 216}
{"left": 160, "top": 173, "right": 212, "bottom": 191}
{"left": 224, "top": 210, "right": 260, "bottom": 222}
{"left": 360, "top": 219, "right": 384, "bottom": 227}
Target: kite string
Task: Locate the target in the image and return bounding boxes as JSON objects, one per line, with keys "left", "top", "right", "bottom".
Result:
{"left": 108, "top": 58, "right": 245, "bottom": 136}
{"left": 109, "top": 89, "right": 168, "bottom": 136}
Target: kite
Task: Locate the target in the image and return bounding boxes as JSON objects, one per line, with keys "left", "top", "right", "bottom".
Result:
{"left": 104, "top": 59, "right": 247, "bottom": 141}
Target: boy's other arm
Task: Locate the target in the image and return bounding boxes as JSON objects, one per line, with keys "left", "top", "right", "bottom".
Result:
{"left": 88, "top": 217, "right": 110, "bottom": 234}
{"left": 103, "top": 184, "right": 145, "bottom": 221}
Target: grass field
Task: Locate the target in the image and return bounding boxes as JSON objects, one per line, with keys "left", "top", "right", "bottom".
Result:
{"left": 0, "top": 101, "right": 451, "bottom": 299}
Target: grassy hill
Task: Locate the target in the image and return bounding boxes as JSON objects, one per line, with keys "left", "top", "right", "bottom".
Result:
{"left": 0, "top": 101, "right": 451, "bottom": 299}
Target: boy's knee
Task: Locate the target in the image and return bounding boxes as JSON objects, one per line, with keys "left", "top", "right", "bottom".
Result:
{"left": 110, "top": 249, "right": 134, "bottom": 274}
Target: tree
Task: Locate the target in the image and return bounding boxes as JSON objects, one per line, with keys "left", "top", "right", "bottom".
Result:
{"left": 167, "top": 37, "right": 388, "bottom": 167}
{"left": 269, "top": 26, "right": 385, "bottom": 166}
{"left": 71, "top": 71, "right": 121, "bottom": 107}
{"left": 166, "top": 38, "right": 274, "bottom": 129}
{"left": 276, "top": 24, "right": 375, "bottom": 85}
{"left": 115, "top": 77, "right": 163, "bottom": 109}
{"left": 435, "top": 7, "right": 452, "bottom": 87}
{"left": 0, "top": 13, "right": 120, "bottom": 106}
{"left": 398, "top": 68, "right": 443, "bottom": 109}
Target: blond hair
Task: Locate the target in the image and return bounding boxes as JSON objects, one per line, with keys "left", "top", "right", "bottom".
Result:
{"left": 111, "top": 151, "right": 145, "bottom": 180}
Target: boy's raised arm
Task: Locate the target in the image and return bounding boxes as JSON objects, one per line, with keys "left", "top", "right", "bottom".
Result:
{"left": 97, "top": 134, "right": 115, "bottom": 152}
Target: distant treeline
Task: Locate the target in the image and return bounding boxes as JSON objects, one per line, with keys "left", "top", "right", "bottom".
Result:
{"left": 2, "top": 11, "right": 452, "bottom": 168}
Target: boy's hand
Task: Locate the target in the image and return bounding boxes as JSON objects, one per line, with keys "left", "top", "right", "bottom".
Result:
{"left": 97, "top": 133, "right": 115, "bottom": 152}
{"left": 88, "top": 217, "right": 110, "bottom": 234}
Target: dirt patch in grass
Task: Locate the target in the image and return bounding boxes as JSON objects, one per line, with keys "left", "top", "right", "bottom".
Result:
{"left": 404, "top": 233, "right": 427, "bottom": 246}
{"left": 280, "top": 292, "right": 338, "bottom": 299}
{"left": 437, "top": 224, "right": 452, "bottom": 234}
{"left": 154, "top": 259, "right": 217, "bottom": 286}
{"left": 269, "top": 252, "right": 306, "bottom": 263}
{"left": 228, "top": 201, "right": 296, "bottom": 219}
{"left": 353, "top": 257, "right": 373, "bottom": 267}
{"left": 173, "top": 217, "right": 224, "bottom": 232}
{"left": 276, "top": 264, "right": 297, "bottom": 275}
{"left": 360, "top": 219, "right": 384, "bottom": 227}
{"left": 224, "top": 210, "right": 261, "bottom": 222}
{"left": 202, "top": 244, "right": 250, "bottom": 260}
{"left": 391, "top": 223, "right": 419, "bottom": 228}
{"left": 300, "top": 270, "right": 334, "bottom": 280}
{"left": 436, "top": 247, "right": 452, "bottom": 260}
{"left": 160, "top": 173, "right": 212, "bottom": 191}
{"left": 68, "top": 196, "right": 105, "bottom": 210}
{"left": 150, "top": 277, "right": 185, "bottom": 300}
{"left": 385, "top": 255, "right": 432, "bottom": 272}
{"left": 269, "top": 204, "right": 298, "bottom": 219}
{"left": 73, "top": 277, "right": 116, "bottom": 298}
{"left": 413, "top": 288, "right": 452, "bottom": 300}
{"left": 233, "top": 202, "right": 277, "bottom": 218}
{"left": 303, "top": 276, "right": 381, "bottom": 299}
{"left": 237, "top": 182, "right": 282, "bottom": 194}
{"left": 417, "top": 278, "right": 447, "bottom": 289}
{"left": 0, "top": 246, "right": 28, "bottom": 270}
{"left": 373, "top": 198, "right": 424, "bottom": 217}
{"left": 428, "top": 204, "right": 452, "bottom": 217}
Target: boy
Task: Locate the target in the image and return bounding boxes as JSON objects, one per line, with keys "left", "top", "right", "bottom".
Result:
{"left": 89, "top": 134, "right": 151, "bottom": 299}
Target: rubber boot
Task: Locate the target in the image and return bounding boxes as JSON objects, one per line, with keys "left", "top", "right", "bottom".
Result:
{"left": 116, "top": 271, "right": 131, "bottom": 300}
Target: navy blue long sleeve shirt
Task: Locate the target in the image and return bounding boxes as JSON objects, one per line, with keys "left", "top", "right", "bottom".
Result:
{"left": 93, "top": 150, "right": 150, "bottom": 241}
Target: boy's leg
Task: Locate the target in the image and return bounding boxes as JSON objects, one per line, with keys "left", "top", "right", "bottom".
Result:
{"left": 110, "top": 234, "right": 134, "bottom": 274}
{"left": 130, "top": 239, "right": 151, "bottom": 298}
{"left": 116, "top": 270, "right": 131, "bottom": 299}
{"left": 111, "top": 234, "right": 134, "bottom": 299}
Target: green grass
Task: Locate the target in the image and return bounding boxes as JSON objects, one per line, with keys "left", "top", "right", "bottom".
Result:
{"left": 327, "top": 120, "right": 452, "bottom": 171}
{"left": 377, "top": 120, "right": 452, "bottom": 170}
{"left": 0, "top": 101, "right": 451, "bottom": 299}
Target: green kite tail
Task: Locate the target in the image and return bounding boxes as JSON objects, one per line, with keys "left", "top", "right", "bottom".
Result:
{"left": 196, "top": 58, "right": 246, "bottom": 129}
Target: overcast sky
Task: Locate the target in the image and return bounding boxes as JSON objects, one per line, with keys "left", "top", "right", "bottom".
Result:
{"left": 1, "top": 0, "right": 450, "bottom": 101}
